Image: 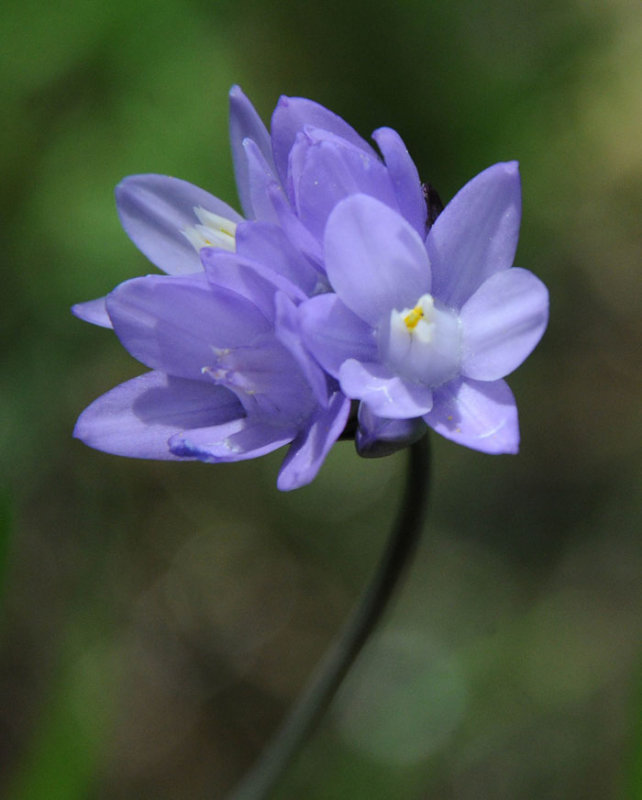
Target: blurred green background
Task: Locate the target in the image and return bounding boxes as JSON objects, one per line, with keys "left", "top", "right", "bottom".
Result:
{"left": 1, "top": 0, "right": 641, "bottom": 797}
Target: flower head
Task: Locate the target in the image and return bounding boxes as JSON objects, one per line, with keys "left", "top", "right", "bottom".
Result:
{"left": 73, "top": 87, "right": 430, "bottom": 485}
{"left": 72, "top": 86, "right": 425, "bottom": 327}
{"left": 74, "top": 246, "right": 349, "bottom": 490}
{"left": 73, "top": 88, "right": 548, "bottom": 487}
{"left": 299, "top": 162, "right": 549, "bottom": 454}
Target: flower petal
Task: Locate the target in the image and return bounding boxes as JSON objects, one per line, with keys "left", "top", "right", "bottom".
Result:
{"left": 460, "top": 268, "right": 549, "bottom": 381}
{"left": 274, "top": 292, "right": 331, "bottom": 406}
{"left": 267, "top": 183, "right": 325, "bottom": 269}
{"left": 74, "top": 370, "right": 243, "bottom": 459}
{"left": 293, "top": 132, "right": 400, "bottom": 243}
{"left": 235, "top": 220, "right": 319, "bottom": 295}
{"left": 106, "top": 274, "right": 271, "bottom": 380}
{"left": 339, "top": 359, "right": 433, "bottom": 419}
{"left": 200, "top": 335, "right": 316, "bottom": 424}
{"left": 299, "top": 294, "right": 377, "bottom": 378}
{"left": 277, "top": 390, "right": 351, "bottom": 491}
{"left": 372, "top": 126, "right": 426, "bottom": 238}
{"left": 426, "top": 162, "right": 522, "bottom": 309}
{"left": 324, "top": 195, "right": 431, "bottom": 327}
{"left": 271, "top": 95, "right": 376, "bottom": 186}
{"left": 116, "top": 174, "right": 243, "bottom": 275}
{"left": 356, "top": 403, "right": 427, "bottom": 458}
{"left": 424, "top": 377, "right": 519, "bottom": 453}
{"left": 201, "top": 248, "right": 305, "bottom": 320}
{"left": 169, "top": 416, "right": 295, "bottom": 462}
{"left": 72, "top": 297, "right": 112, "bottom": 328}
{"left": 229, "top": 85, "right": 277, "bottom": 218}
{"left": 241, "top": 137, "right": 284, "bottom": 224}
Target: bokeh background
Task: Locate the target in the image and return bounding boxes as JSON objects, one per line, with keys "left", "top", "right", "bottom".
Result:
{"left": 1, "top": 0, "right": 641, "bottom": 797}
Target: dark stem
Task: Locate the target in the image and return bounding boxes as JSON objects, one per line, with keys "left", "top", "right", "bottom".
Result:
{"left": 228, "top": 435, "right": 431, "bottom": 800}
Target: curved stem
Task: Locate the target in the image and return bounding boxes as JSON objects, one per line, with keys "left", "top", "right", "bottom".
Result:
{"left": 228, "top": 435, "right": 431, "bottom": 800}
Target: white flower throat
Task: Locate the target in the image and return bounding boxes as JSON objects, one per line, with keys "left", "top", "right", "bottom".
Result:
{"left": 384, "top": 293, "right": 462, "bottom": 387}
{"left": 182, "top": 206, "right": 237, "bottom": 252}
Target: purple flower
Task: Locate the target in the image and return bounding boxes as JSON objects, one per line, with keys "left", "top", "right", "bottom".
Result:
{"left": 73, "top": 85, "right": 547, "bottom": 487}
{"left": 72, "top": 87, "right": 429, "bottom": 484}
{"left": 72, "top": 86, "right": 425, "bottom": 327}
{"left": 74, "top": 249, "right": 350, "bottom": 490}
{"left": 230, "top": 86, "right": 427, "bottom": 259}
{"left": 298, "top": 162, "right": 549, "bottom": 454}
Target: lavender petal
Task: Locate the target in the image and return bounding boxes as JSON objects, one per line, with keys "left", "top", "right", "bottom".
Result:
{"left": 339, "top": 359, "right": 434, "bottom": 418}
{"left": 74, "top": 370, "right": 242, "bottom": 459}
{"left": 293, "top": 132, "right": 399, "bottom": 243}
{"left": 229, "top": 85, "right": 277, "bottom": 218}
{"left": 116, "top": 174, "right": 243, "bottom": 275}
{"left": 324, "top": 194, "right": 430, "bottom": 327}
{"left": 277, "top": 390, "right": 351, "bottom": 490}
{"left": 201, "top": 248, "right": 306, "bottom": 321}
{"left": 460, "top": 267, "right": 549, "bottom": 381}
{"left": 424, "top": 377, "right": 519, "bottom": 454}
{"left": 235, "top": 220, "right": 319, "bottom": 295}
{"left": 299, "top": 294, "right": 377, "bottom": 378}
{"left": 72, "top": 297, "right": 112, "bottom": 328}
{"left": 426, "top": 161, "right": 521, "bottom": 309}
{"left": 169, "top": 416, "right": 295, "bottom": 461}
{"left": 106, "top": 274, "right": 270, "bottom": 379}
{"left": 372, "top": 126, "right": 427, "bottom": 238}
{"left": 271, "top": 95, "right": 376, "bottom": 186}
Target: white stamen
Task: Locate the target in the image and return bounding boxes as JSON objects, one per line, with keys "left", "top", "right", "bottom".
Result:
{"left": 182, "top": 206, "right": 237, "bottom": 253}
{"left": 383, "top": 293, "right": 462, "bottom": 387}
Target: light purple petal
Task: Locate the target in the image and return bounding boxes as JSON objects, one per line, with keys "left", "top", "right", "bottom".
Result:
{"left": 200, "top": 336, "right": 316, "bottom": 424}
{"left": 235, "top": 220, "right": 319, "bottom": 295}
{"left": 229, "top": 85, "right": 277, "bottom": 218}
{"left": 201, "top": 249, "right": 305, "bottom": 320}
{"left": 460, "top": 268, "right": 549, "bottom": 381}
{"left": 299, "top": 294, "right": 377, "bottom": 378}
{"left": 424, "top": 377, "right": 519, "bottom": 454}
{"left": 324, "top": 195, "right": 431, "bottom": 327}
{"left": 271, "top": 95, "right": 377, "bottom": 187}
{"left": 274, "top": 293, "right": 330, "bottom": 406}
{"left": 339, "top": 359, "right": 434, "bottom": 419}
{"left": 74, "top": 370, "right": 243, "bottom": 459}
{"left": 116, "top": 174, "right": 243, "bottom": 276}
{"left": 426, "top": 162, "right": 522, "bottom": 309}
{"left": 284, "top": 129, "right": 311, "bottom": 206}
{"left": 372, "top": 127, "right": 427, "bottom": 238}
{"left": 293, "top": 134, "right": 400, "bottom": 244}
{"left": 356, "top": 403, "right": 427, "bottom": 458}
{"left": 106, "top": 274, "right": 271, "bottom": 380}
{"left": 277, "top": 390, "right": 351, "bottom": 491}
{"left": 169, "top": 416, "right": 295, "bottom": 462}
{"left": 268, "top": 184, "right": 325, "bottom": 270}
{"left": 242, "top": 137, "right": 285, "bottom": 223}
{"left": 72, "top": 297, "right": 112, "bottom": 328}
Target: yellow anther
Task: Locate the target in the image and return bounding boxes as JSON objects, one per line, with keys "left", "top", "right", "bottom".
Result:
{"left": 403, "top": 305, "right": 424, "bottom": 330}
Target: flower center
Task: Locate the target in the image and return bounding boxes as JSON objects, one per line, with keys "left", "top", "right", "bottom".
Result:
{"left": 201, "top": 342, "right": 316, "bottom": 425}
{"left": 383, "top": 293, "right": 462, "bottom": 387}
{"left": 182, "top": 207, "right": 237, "bottom": 252}
{"left": 403, "top": 303, "right": 427, "bottom": 330}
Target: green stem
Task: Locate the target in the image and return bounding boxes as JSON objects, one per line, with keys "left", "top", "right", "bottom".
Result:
{"left": 229, "top": 435, "right": 431, "bottom": 800}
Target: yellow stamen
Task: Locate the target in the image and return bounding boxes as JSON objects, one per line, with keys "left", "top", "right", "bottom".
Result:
{"left": 403, "top": 305, "right": 424, "bottom": 330}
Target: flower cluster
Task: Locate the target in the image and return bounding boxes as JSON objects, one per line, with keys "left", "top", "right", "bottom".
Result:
{"left": 73, "top": 87, "right": 548, "bottom": 489}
